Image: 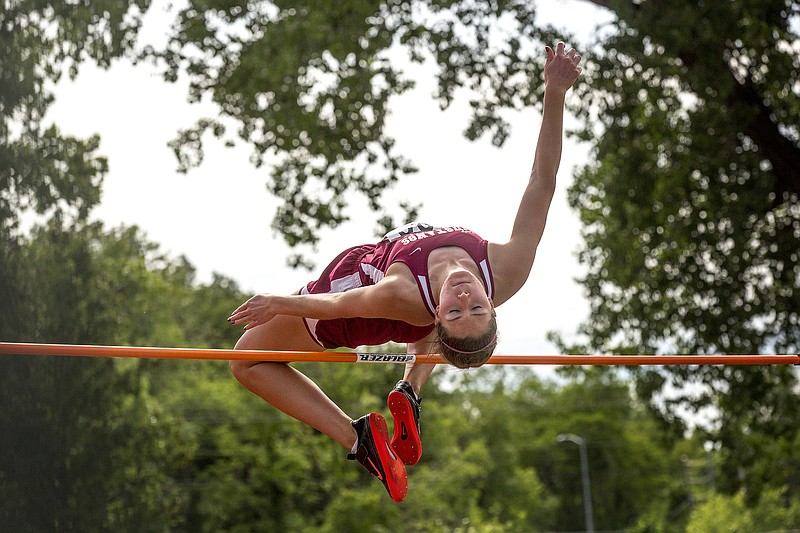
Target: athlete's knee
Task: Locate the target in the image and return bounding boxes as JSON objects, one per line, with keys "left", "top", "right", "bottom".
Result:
{"left": 229, "top": 359, "right": 287, "bottom": 383}
{"left": 229, "top": 359, "right": 255, "bottom": 381}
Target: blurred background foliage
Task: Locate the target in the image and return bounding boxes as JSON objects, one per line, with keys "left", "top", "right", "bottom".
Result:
{"left": 1, "top": 0, "right": 798, "bottom": 531}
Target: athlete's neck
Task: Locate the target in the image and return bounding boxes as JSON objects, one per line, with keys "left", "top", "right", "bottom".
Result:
{"left": 427, "top": 247, "right": 484, "bottom": 302}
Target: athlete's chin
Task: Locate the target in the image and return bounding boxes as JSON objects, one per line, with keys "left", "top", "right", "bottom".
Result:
{"left": 444, "top": 269, "right": 478, "bottom": 286}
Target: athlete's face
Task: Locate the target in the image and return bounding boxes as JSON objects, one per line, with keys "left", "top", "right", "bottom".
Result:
{"left": 435, "top": 269, "right": 494, "bottom": 337}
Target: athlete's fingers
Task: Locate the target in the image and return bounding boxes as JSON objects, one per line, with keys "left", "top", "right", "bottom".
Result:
{"left": 229, "top": 293, "right": 263, "bottom": 321}
{"left": 228, "top": 307, "right": 246, "bottom": 322}
{"left": 228, "top": 308, "right": 255, "bottom": 325}
{"left": 229, "top": 299, "right": 252, "bottom": 318}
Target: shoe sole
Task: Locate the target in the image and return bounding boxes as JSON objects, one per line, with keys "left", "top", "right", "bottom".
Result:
{"left": 368, "top": 412, "right": 408, "bottom": 502}
{"left": 387, "top": 391, "right": 422, "bottom": 465}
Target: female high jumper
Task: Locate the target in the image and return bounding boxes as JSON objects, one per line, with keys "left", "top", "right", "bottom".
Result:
{"left": 228, "top": 42, "right": 582, "bottom": 502}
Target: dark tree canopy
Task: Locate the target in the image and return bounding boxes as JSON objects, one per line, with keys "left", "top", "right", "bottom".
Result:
{"left": 142, "top": 0, "right": 567, "bottom": 265}
{"left": 558, "top": 0, "right": 800, "bottom": 499}
{"left": 567, "top": 0, "right": 799, "bottom": 356}
{"left": 0, "top": 0, "right": 151, "bottom": 229}
{"left": 0, "top": 0, "right": 152, "bottom": 337}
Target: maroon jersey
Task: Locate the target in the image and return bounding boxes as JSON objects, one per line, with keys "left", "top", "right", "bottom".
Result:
{"left": 301, "top": 223, "right": 495, "bottom": 348}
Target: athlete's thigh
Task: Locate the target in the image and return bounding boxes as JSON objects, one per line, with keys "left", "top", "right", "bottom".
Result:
{"left": 234, "top": 314, "right": 322, "bottom": 351}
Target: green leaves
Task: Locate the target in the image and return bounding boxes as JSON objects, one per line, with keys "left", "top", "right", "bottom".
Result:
{"left": 3, "top": 1, "right": 798, "bottom": 529}
{"left": 140, "top": 0, "right": 564, "bottom": 261}
{"left": 560, "top": 0, "right": 800, "bottom": 508}
{"left": 1, "top": 1, "right": 150, "bottom": 233}
{"left": 686, "top": 488, "right": 800, "bottom": 533}
{"left": 0, "top": 218, "right": 248, "bottom": 531}
{"left": 567, "top": 0, "right": 799, "bottom": 355}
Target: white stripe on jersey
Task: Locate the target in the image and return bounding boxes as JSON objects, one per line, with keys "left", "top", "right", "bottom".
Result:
{"left": 417, "top": 275, "right": 437, "bottom": 315}
{"left": 479, "top": 259, "right": 494, "bottom": 298}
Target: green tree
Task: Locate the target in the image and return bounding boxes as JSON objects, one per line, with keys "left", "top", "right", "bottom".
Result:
{"left": 686, "top": 488, "right": 800, "bottom": 532}
{"left": 0, "top": 221, "right": 198, "bottom": 530}
{"left": 143, "top": 353, "right": 408, "bottom": 532}
{"left": 0, "top": 0, "right": 150, "bottom": 223}
{"left": 563, "top": 0, "right": 799, "bottom": 356}
{"left": 0, "top": 0, "right": 152, "bottom": 331}
{"left": 686, "top": 491, "right": 755, "bottom": 533}
{"left": 529, "top": 368, "right": 678, "bottom": 531}
{"left": 139, "top": 1, "right": 800, "bottom": 502}
{"left": 7, "top": 1, "right": 797, "bottom": 529}
{"left": 552, "top": 0, "right": 800, "bottom": 502}
{"left": 0, "top": 0, "right": 251, "bottom": 504}
{"left": 141, "top": 0, "right": 570, "bottom": 265}
{"left": 397, "top": 367, "right": 680, "bottom": 532}
{"left": 383, "top": 373, "right": 552, "bottom": 532}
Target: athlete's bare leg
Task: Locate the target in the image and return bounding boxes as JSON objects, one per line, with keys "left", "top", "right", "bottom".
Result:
{"left": 229, "top": 314, "right": 357, "bottom": 450}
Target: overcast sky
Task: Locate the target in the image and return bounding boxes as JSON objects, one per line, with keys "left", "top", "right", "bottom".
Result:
{"left": 45, "top": 1, "right": 615, "bottom": 360}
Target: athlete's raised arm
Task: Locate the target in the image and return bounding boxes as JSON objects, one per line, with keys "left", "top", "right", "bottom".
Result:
{"left": 490, "top": 43, "right": 582, "bottom": 303}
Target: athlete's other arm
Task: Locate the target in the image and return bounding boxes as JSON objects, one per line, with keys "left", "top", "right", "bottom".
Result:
{"left": 490, "top": 43, "right": 582, "bottom": 303}
{"left": 401, "top": 330, "right": 439, "bottom": 395}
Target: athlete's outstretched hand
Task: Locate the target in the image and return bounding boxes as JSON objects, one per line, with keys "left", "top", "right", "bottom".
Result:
{"left": 544, "top": 42, "right": 582, "bottom": 93}
{"left": 229, "top": 294, "right": 278, "bottom": 330}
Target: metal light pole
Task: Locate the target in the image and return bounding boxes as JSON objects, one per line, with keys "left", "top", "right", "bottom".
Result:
{"left": 557, "top": 433, "right": 595, "bottom": 533}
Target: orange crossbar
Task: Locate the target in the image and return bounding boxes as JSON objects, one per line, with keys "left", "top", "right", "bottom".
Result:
{"left": 0, "top": 342, "right": 797, "bottom": 366}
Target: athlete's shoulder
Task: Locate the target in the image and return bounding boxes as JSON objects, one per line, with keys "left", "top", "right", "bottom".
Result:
{"left": 382, "top": 262, "right": 418, "bottom": 287}
{"left": 378, "top": 267, "right": 435, "bottom": 325}
{"left": 486, "top": 241, "right": 532, "bottom": 305}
